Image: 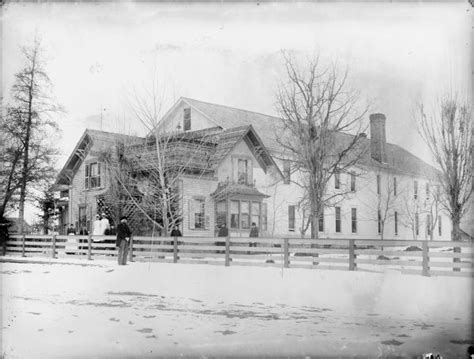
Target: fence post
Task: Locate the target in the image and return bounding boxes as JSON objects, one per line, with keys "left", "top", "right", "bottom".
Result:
{"left": 173, "top": 236, "right": 178, "bottom": 263}
{"left": 349, "top": 237, "right": 356, "bottom": 271}
{"left": 422, "top": 240, "right": 429, "bottom": 276}
{"left": 225, "top": 236, "right": 230, "bottom": 267}
{"left": 283, "top": 238, "right": 289, "bottom": 268}
{"left": 128, "top": 235, "right": 134, "bottom": 262}
{"left": 52, "top": 234, "right": 56, "bottom": 259}
{"left": 453, "top": 246, "right": 461, "bottom": 272}
{"left": 87, "top": 234, "right": 92, "bottom": 260}
{"left": 21, "top": 234, "right": 26, "bottom": 257}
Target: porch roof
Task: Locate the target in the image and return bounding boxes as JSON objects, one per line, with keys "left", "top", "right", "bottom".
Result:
{"left": 210, "top": 182, "right": 270, "bottom": 200}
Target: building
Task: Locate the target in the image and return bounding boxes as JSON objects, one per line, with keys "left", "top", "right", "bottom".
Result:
{"left": 55, "top": 97, "right": 452, "bottom": 239}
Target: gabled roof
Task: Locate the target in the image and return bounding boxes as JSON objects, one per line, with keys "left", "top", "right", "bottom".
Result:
{"left": 138, "top": 125, "right": 280, "bottom": 175}
{"left": 170, "top": 98, "right": 439, "bottom": 179}
{"left": 55, "top": 129, "right": 141, "bottom": 186}
{"left": 179, "top": 97, "right": 284, "bottom": 151}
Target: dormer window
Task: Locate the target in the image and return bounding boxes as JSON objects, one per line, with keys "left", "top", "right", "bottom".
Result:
{"left": 183, "top": 108, "right": 191, "bottom": 131}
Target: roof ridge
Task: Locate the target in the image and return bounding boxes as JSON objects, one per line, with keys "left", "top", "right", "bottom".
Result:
{"left": 86, "top": 128, "right": 142, "bottom": 138}
{"left": 182, "top": 97, "right": 281, "bottom": 121}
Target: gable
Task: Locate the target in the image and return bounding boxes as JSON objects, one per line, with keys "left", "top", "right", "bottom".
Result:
{"left": 156, "top": 99, "right": 221, "bottom": 134}
{"left": 55, "top": 129, "right": 141, "bottom": 186}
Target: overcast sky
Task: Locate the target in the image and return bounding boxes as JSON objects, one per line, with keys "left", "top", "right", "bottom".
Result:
{"left": 2, "top": 1, "right": 471, "bottom": 220}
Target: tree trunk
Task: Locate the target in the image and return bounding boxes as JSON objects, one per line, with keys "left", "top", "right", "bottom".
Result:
{"left": 451, "top": 218, "right": 461, "bottom": 242}
{"left": 18, "top": 49, "right": 37, "bottom": 235}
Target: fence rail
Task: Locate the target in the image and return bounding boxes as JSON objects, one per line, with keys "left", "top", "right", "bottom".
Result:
{"left": 4, "top": 234, "right": 473, "bottom": 277}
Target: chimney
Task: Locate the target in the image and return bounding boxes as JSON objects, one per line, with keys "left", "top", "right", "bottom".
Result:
{"left": 370, "top": 113, "right": 387, "bottom": 163}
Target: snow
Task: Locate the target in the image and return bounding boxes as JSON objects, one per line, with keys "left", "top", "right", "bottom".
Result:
{"left": 1, "top": 256, "right": 472, "bottom": 358}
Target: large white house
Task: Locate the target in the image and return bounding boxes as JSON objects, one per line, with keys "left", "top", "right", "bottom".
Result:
{"left": 54, "top": 97, "right": 452, "bottom": 240}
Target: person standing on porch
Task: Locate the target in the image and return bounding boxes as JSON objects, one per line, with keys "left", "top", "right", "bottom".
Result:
{"left": 249, "top": 222, "right": 259, "bottom": 247}
{"left": 115, "top": 216, "right": 132, "bottom": 265}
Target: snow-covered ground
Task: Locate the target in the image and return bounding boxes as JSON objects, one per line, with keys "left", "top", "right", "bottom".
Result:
{"left": 1, "top": 257, "right": 472, "bottom": 358}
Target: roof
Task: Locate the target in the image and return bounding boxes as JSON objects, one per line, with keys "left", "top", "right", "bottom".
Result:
{"left": 210, "top": 182, "right": 270, "bottom": 200}
{"left": 181, "top": 97, "right": 284, "bottom": 151}
{"left": 135, "top": 125, "right": 278, "bottom": 174}
{"left": 55, "top": 129, "right": 142, "bottom": 186}
{"left": 176, "top": 98, "right": 439, "bottom": 179}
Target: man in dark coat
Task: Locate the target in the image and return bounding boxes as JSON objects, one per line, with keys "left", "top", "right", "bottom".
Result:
{"left": 115, "top": 216, "right": 132, "bottom": 265}
{"left": 249, "top": 222, "right": 259, "bottom": 247}
{"left": 170, "top": 226, "right": 182, "bottom": 237}
{"left": 0, "top": 217, "right": 10, "bottom": 256}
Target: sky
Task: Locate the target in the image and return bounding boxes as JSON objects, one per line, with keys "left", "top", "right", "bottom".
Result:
{"left": 1, "top": 1, "right": 472, "bottom": 222}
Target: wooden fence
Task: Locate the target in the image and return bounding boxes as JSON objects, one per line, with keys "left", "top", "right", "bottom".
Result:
{"left": 5, "top": 234, "right": 474, "bottom": 277}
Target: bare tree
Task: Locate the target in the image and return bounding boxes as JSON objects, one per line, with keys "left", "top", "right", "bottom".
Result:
{"left": 423, "top": 182, "right": 442, "bottom": 240}
{"left": 361, "top": 172, "right": 400, "bottom": 240}
{"left": 400, "top": 191, "right": 423, "bottom": 240}
{"left": 275, "top": 53, "right": 368, "bottom": 239}
{"left": 98, "top": 79, "right": 214, "bottom": 236}
{"left": 417, "top": 96, "right": 472, "bottom": 241}
{"left": 2, "top": 38, "right": 61, "bottom": 234}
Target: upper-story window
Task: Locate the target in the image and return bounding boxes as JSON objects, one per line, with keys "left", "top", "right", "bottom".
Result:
{"left": 414, "top": 180, "right": 418, "bottom": 200}
{"left": 376, "top": 174, "right": 381, "bottom": 194}
{"left": 335, "top": 206, "right": 341, "bottom": 233}
{"left": 183, "top": 108, "right": 191, "bottom": 131}
{"left": 350, "top": 173, "right": 356, "bottom": 192}
{"left": 335, "top": 171, "right": 341, "bottom": 189}
{"left": 425, "top": 183, "right": 430, "bottom": 200}
{"left": 283, "top": 160, "right": 291, "bottom": 184}
{"left": 393, "top": 177, "right": 397, "bottom": 196}
{"left": 237, "top": 159, "right": 249, "bottom": 184}
{"left": 85, "top": 162, "right": 102, "bottom": 189}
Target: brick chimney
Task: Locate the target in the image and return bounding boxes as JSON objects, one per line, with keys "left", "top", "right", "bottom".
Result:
{"left": 370, "top": 113, "right": 387, "bottom": 163}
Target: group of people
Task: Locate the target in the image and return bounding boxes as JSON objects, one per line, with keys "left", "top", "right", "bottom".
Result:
{"left": 93, "top": 213, "right": 111, "bottom": 237}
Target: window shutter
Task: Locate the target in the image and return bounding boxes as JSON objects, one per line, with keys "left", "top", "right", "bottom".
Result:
{"left": 85, "top": 164, "right": 90, "bottom": 189}
{"left": 248, "top": 160, "right": 253, "bottom": 185}
{"left": 188, "top": 199, "right": 195, "bottom": 229}
{"left": 233, "top": 157, "right": 239, "bottom": 183}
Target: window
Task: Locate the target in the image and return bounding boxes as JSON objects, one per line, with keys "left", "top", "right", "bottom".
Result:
{"left": 183, "top": 108, "right": 191, "bottom": 131}
{"left": 318, "top": 209, "right": 324, "bottom": 232}
{"left": 230, "top": 200, "right": 240, "bottom": 229}
{"left": 85, "top": 162, "right": 102, "bottom": 189}
{"left": 414, "top": 180, "right": 418, "bottom": 200}
{"left": 229, "top": 200, "right": 262, "bottom": 230}
{"left": 190, "top": 198, "right": 205, "bottom": 229}
{"left": 350, "top": 173, "right": 356, "bottom": 192}
{"left": 351, "top": 208, "right": 357, "bottom": 233}
{"left": 377, "top": 210, "right": 381, "bottom": 234}
{"left": 376, "top": 174, "right": 381, "bottom": 194}
{"left": 216, "top": 201, "right": 227, "bottom": 228}
{"left": 415, "top": 213, "right": 419, "bottom": 236}
{"left": 288, "top": 205, "right": 295, "bottom": 231}
{"left": 438, "top": 215, "right": 442, "bottom": 236}
{"left": 393, "top": 177, "right": 397, "bottom": 196}
{"left": 237, "top": 159, "right": 249, "bottom": 184}
{"left": 251, "top": 202, "right": 261, "bottom": 228}
{"left": 262, "top": 203, "right": 268, "bottom": 231}
{"left": 241, "top": 201, "right": 250, "bottom": 229}
{"left": 394, "top": 211, "right": 398, "bottom": 235}
{"left": 283, "top": 161, "right": 291, "bottom": 184}
{"left": 335, "top": 207, "right": 341, "bottom": 233}
{"left": 335, "top": 171, "right": 340, "bottom": 189}
{"left": 425, "top": 183, "right": 430, "bottom": 201}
